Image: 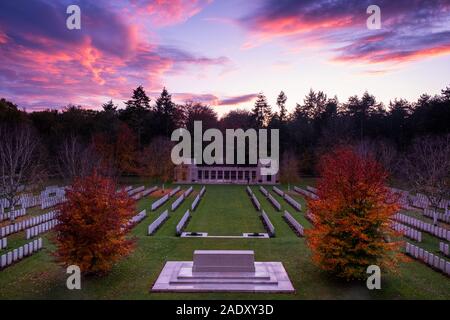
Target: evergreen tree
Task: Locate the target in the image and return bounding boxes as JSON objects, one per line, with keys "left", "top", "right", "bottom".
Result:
{"left": 442, "top": 86, "right": 450, "bottom": 101}
{"left": 293, "top": 89, "right": 327, "bottom": 121}
{"left": 276, "top": 91, "right": 288, "bottom": 123}
{"left": 125, "top": 86, "right": 151, "bottom": 111}
{"left": 343, "top": 91, "right": 383, "bottom": 140}
{"left": 102, "top": 100, "right": 117, "bottom": 113}
{"left": 251, "top": 92, "right": 272, "bottom": 128}
{"left": 121, "top": 86, "right": 152, "bottom": 148}
{"left": 154, "top": 87, "right": 178, "bottom": 137}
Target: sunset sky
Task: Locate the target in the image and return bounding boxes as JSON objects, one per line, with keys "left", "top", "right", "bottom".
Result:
{"left": 1, "top": 0, "right": 450, "bottom": 114}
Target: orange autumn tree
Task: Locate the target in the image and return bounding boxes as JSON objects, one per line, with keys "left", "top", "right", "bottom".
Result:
{"left": 92, "top": 123, "right": 138, "bottom": 176}
{"left": 306, "top": 147, "right": 401, "bottom": 280}
{"left": 54, "top": 172, "right": 135, "bottom": 275}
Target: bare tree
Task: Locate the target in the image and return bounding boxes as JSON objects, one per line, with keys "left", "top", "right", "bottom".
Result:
{"left": 138, "top": 136, "right": 174, "bottom": 183}
{"left": 401, "top": 135, "right": 450, "bottom": 224}
{"left": 0, "top": 125, "right": 45, "bottom": 218}
{"left": 57, "top": 136, "right": 101, "bottom": 182}
{"left": 354, "top": 139, "right": 399, "bottom": 175}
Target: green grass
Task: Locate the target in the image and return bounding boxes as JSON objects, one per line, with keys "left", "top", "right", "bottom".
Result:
{"left": 0, "top": 182, "right": 449, "bottom": 300}
{"left": 186, "top": 185, "right": 265, "bottom": 236}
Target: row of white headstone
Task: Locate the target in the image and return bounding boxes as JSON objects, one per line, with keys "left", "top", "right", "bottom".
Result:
{"left": 118, "top": 186, "right": 133, "bottom": 193}
{"left": 41, "top": 195, "right": 66, "bottom": 210}
{"left": 283, "top": 210, "right": 304, "bottom": 237}
{"left": 199, "top": 186, "right": 206, "bottom": 197}
{"left": 267, "top": 192, "right": 281, "bottom": 211}
{"left": 132, "top": 186, "right": 158, "bottom": 201}
{"left": 391, "top": 222, "right": 422, "bottom": 242}
{"left": 423, "top": 208, "right": 450, "bottom": 224}
{"left": 184, "top": 186, "right": 193, "bottom": 197}
{"left": 19, "top": 194, "right": 41, "bottom": 209}
{"left": 294, "top": 186, "right": 319, "bottom": 200}
{"left": 283, "top": 194, "right": 302, "bottom": 212}
{"left": 0, "top": 186, "right": 66, "bottom": 212}
{"left": 259, "top": 186, "right": 269, "bottom": 197}
{"left": 0, "top": 199, "right": 12, "bottom": 209}
{"left": 0, "top": 238, "right": 6, "bottom": 250}
{"left": 273, "top": 186, "right": 284, "bottom": 197}
{"left": 247, "top": 187, "right": 261, "bottom": 212}
{"left": 247, "top": 186, "right": 261, "bottom": 211}
{"left": 0, "top": 208, "right": 26, "bottom": 222}
{"left": 439, "top": 242, "right": 450, "bottom": 257}
{"left": 405, "top": 242, "right": 450, "bottom": 276}
{"left": 148, "top": 210, "right": 169, "bottom": 236}
{"left": 389, "top": 187, "right": 450, "bottom": 212}
{"left": 169, "top": 186, "right": 181, "bottom": 197}
{"left": 393, "top": 213, "right": 450, "bottom": 241}
{"left": 0, "top": 211, "right": 58, "bottom": 237}
{"left": 176, "top": 209, "right": 190, "bottom": 236}
{"left": 128, "top": 210, "right": 147, "bottom": 226}
{"left": 171, "top": 192, "right": 186, "bottom": 211}
{"left": 191, "top": 186, "right": 206, "bottom": 211}
{"left": 411, "top": 193, "right": 449, "bottom": 210}
{"left": 26, "top": 219, "right": 59, "bottom": 240}
{"left": 0, "top": 238, "right": 43, "bottom": 270}
{"left": 151, "top": 194, "right": 170, "bottom": 211}
{"left": 0, "top": 188, "right": 31, "bottom": 209}
{"left": 128, "top": 186, "right": 145, "bottom": 196}
{"left": 306, "top": 210, "right": 317, "bottom": 224}
{"left": 306, "top": 186, "right": 318, "bottom": 194}
{"left": 439, "top": 199, "right": 450, "bottom": 210}
{"left": 389, "top": 188, "right": 414, "bottom": 210}
{"left": 411, "top": 193, "right": 430, "bottom": 209}
{"left": 261, "top": 210, "right": 275, "bottom": 237}
{"left": 40, "top": 185, "right": 66, "bottom": 199}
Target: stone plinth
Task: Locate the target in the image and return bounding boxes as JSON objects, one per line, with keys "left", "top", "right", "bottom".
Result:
{"left": 151, "top": 250, "right": 294, "bottom": 293}
{"left": 193, "top": 250, "right": 255, "bottom": 273}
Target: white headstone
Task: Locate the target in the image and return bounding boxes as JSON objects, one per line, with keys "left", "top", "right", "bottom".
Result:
{"left": 0, "top": 254, "right": 6, "bottom": 268}
{"left": 427, "top": 254, "right": 434, "bottom": 266}
{"left": 423, "top": 251, "right": 429, "bottom": 263}
{"left": 439, "top": 258, "right": 445, "bottom": 272}
{"left": 434, "top": 256, "right": 440, "bottom": 269}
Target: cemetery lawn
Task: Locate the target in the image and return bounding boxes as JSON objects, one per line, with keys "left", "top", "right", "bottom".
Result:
{"left": 0, "top": 181, "right": 449, "bottom": 300}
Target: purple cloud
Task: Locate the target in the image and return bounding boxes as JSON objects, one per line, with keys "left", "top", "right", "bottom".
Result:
{"left": 242, "top": 0, "right": 450, "bottom": 65}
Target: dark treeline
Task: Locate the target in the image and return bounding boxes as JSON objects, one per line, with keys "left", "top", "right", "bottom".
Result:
{"left": 1, "top": 85, "right": 449, "bottom": 177}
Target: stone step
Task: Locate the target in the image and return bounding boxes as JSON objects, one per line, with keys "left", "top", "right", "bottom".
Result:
{"left": 178, "top": 271, "right": 271, "bottom": 280}
{"left": 170, "top": 278, "right": 278, "bottom": 285}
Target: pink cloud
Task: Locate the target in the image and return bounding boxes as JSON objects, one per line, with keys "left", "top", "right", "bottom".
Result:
{"left": 171, "top": 92, "right": 258, "bottom": 107}
{"left": 242, "top": 0, "right": 450, "bottom": 66}
{"left": 0, "top": 0, "right": 228, "bottom": 110}
{"left": 133, "top": 0, "right": 212, "bottom": 26}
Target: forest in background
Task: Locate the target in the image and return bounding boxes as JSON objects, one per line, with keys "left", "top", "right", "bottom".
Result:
{"left": 0, "top": 85, "right": 449, "bottom": 182}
